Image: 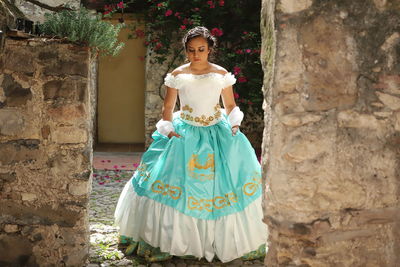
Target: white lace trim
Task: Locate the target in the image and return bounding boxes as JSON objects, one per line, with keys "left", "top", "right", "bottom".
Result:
{"left": 164, "top": 72, "right": 236, "bottom": 90}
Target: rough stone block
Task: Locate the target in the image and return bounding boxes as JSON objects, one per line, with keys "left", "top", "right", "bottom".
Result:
{"left": 3, "top": 47, "right": 35, "bottom": 74}
{"left": 380, "top": 32, "right": 400, "bottom": 51}
{"left": 43, "top": 60, "right": 88, "bottom": 77}
{"left": 299, "top": 16, "right": 358, "bottom": 111}
{"left": 375, "top": 91, "right": 400, "bottom": 110}
{"left": 47, "top": 148, "right": 91, "bottom": 178}
{"left": 337, "top": 110, "right": 379, "bottom": 129}
{"left": 43, "top": 79, "right": 86, "bottom": 102}
{"left": 41, "top": 125, "right": 50, "bottom": 139}
{"left": 373, "top": 0, "right": 388, "bottom": 11}
{"left": 374, "top": 75, "right": 400, "bottom": 95}
{"left": 279, "top": 0, "right": 313, "bottom": 14}
{"left": 68, "top": 181, "right": 88, "bottom": 196}
{"left": 0, "top": 172, "right": 16, "bottom": 183}
{"left": 274, "top": 27, "right": 303, "bottom": 94}
{"left": 279, "top": 112, "right": 322, "bottom": 127}
{"left": 51, "top": 127, "right": 88, "bottom": 144}
{"left": 0, "top": 235, "right": 37, "bottom": 266}
{"left": 319, "top": 229, "right": 374, "bottom": 244}
{"left": 4, "top": 224, "right": 18, "bottom": 233}
{"left": 21, "top": 192, "right": 37, "bottom": 201}
{"left": 47, "top": 104, "right": 87, "bottom": 123}
{"left": 0, "top": 200, "right": 80, "bottom": 227}
{"left": 1, "top": 74, "right": 32, "bottom": 107}
{"left": 395, "top": 112, "right": 400, "bottom": 131}
{"left": 0, "top": 172, "right": 16, "bottom": 191}
{"left": 282, "top": 135, "right": 330, "bottom": 163}
{"left": 38, "top": 50, "right": 58, "bottom": 61}
{"left": 0, "top": 140, "right": 40, "bottom": 165}
{"left": 0, "top": 109, "right": 25, "bottom": 136}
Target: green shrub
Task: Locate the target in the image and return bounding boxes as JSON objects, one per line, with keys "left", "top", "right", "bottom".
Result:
{"left": 39, "top": 5, "right": 125, "bottom": 57}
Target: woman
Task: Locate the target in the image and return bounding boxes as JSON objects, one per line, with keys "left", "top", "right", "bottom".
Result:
{"left": 114, "top": 26, "right": 267, "bottom": 263}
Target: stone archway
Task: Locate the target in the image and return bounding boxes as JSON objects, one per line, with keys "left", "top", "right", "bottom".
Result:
{"left": 260, "top": 0, "right": 400, "bottom": 266}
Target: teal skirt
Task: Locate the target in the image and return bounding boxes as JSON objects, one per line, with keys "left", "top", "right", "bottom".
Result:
{"left": 132, "top": 112, "right": 262, "bottom": 220}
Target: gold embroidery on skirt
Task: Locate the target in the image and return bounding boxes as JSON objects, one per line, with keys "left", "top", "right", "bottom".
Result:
{"left": 137, "top": 162, "right": 151, "bottom": 181}
{"left": 151, "top": 180, "right": 182, "bottom": 200}
{"left": 243, "top": 172, "right": 262, "bottom": 196}
{"left": 187, "top": 153, "right": 215, "bottom": 181}
{"left": 187, "top": 193, "right": 238, "bottom": 212}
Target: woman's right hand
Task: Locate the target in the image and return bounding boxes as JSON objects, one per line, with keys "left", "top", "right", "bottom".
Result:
{"left": 168, "top": 131, "right": 182, "bottom": 139}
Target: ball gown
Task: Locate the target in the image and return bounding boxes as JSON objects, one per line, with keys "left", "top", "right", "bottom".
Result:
{"left": 114, "top": 72, "right": 268, "bottom": 263}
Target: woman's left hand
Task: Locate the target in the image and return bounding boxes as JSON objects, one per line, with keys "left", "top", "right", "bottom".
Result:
{"left": 231, "top": 125, "right": 239, "bottom": 136}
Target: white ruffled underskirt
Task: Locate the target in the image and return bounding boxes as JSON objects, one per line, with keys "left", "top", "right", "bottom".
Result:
{"left": 114, "top": 179, "right": 268, "bottom": 263}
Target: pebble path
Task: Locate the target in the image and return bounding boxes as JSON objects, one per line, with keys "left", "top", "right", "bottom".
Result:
{"left": 88, "top": 168, "right": 265, "bottom": 267}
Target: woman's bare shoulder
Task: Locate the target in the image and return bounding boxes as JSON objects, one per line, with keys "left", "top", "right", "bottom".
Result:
{"left": 210, "top": 63, "right": 228, "bottom": 75}
{"left": 170, "top": 63, "right": 191, "bottom": 76}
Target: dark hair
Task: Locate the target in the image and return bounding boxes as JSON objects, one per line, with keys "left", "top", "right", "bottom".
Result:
{"left": 182, "top": 26, "right": 217, "bottom": 51}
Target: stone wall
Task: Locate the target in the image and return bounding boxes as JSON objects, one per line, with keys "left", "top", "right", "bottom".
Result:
{"left": 0, "top": 37, "right": 96, "bottom": 266}
{"left": 144, "top": 35, "right": 184, "bottom": 148}
{"left": 14, "top": 0, "right": 80, "bottom": 24}
{"left": 261, "top": 0, "right": 400, "bottom": 266}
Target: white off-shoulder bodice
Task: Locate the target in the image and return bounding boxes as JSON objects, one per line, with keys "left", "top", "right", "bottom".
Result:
{"left": 164, "top": 72, "right": 236, "bottom": 126}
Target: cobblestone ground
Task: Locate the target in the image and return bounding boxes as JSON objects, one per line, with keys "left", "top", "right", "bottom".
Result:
{"left": 88, "top": 168, "right": 265, "bottom": 267}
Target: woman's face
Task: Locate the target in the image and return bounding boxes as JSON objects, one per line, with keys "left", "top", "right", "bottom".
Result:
{"left": 186, "top": 36, "right": 210, "bottom": 64}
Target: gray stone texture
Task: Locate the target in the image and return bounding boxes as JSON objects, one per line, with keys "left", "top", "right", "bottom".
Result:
{"left": 0, "top": 38, "right": 96, "bottom": 266}
{"left": 14, "top": 0, "right": 80, "bottom": 24}
{"left": 261, "top": 0, "right": 400, "bottom": 266}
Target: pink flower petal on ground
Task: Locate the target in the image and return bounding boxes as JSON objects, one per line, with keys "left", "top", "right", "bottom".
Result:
{"left": 93, "top": 174, "right": 98, "bottom": 177}
{"left": 133, "top": 163, "right": 139, "bottom": 168}
{"left": 117, "top": 180, "right": 122, "bottom": 182}
{"left": 113, "top": 165, "right": 118, "bottom": 169}
{"left": 121, "top": 165, "right": 126, "bottom": 168}
{"left": 101, "top": 160, "right": 105, "bottom": 163}
{"left": 105, "top": 175, "right": 110, "bottom": 178}
{"left": 99, "top": 182, "right": 105, "bottom": 185}
{"left": 107, "top": 160, "right": 111, "bottom": 163}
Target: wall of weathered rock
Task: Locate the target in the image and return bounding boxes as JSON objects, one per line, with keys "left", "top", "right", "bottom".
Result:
{"left": 143, "top": 42, "right": 182, "bottom": 148}
{"left": 0, "top": 37, "right": 96, "bottom": 266}
{"left": 14, "top": 0, "right": 80, "bottom": 23}
{"left": 261, "top": 0, "right": 400, "bottom": 266}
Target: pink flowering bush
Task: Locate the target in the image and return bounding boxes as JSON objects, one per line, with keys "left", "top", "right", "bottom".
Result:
{"left": 103, "top": 0, "right": 263, "bottom": 114}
